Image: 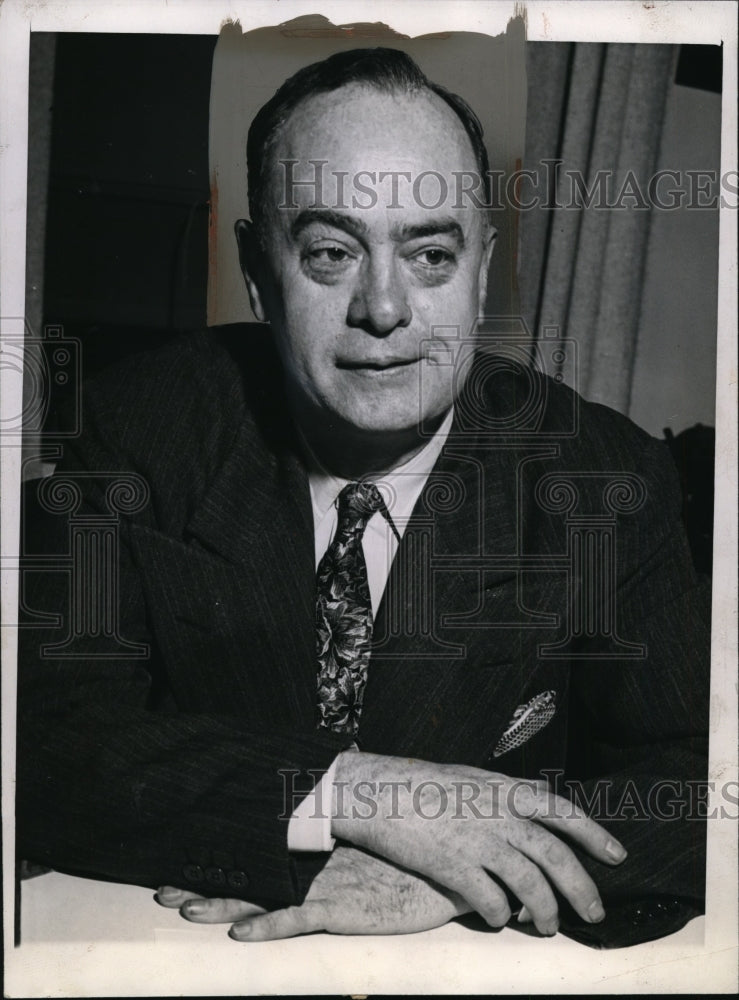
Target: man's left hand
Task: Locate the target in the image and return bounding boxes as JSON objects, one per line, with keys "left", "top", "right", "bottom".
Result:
{"left": 155, "top": 845, "right": 470, "bottom": 940}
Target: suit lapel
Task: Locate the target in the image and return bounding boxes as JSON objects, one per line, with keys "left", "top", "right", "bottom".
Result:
{"left": 126, "top": 329, "right": 320, "bottom": 727}
{"left": 183, "top": 412, "right": 317, "bottom": 725}
{"left": 184, "top": 414, "right": 313, "bottom": 572}
{"left": 362, "top": 404, "right": 528, "bottom": 758}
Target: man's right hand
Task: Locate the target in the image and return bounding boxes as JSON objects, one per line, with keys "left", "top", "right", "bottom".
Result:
{"left": 331, "top": 751, "right": 628, "bottom": 937}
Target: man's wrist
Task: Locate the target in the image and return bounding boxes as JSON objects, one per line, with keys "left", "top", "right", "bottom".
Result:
{"left": 331, "top": 749, "right": 400, "bottom": 842}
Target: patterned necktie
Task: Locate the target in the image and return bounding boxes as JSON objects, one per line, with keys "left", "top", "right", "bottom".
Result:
{"left": 315, "top": 481, "right": 387, "bottom": 735}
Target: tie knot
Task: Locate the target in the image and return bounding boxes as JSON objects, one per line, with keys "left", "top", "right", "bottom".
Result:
{"left": 336, "top": 481, "right": 385, "bottom": 534}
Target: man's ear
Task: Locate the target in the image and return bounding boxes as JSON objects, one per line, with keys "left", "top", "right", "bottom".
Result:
{"left": 234, "top": 219, "right": 269, "bottom": 322}
{"left": 478, "top": 226, "right": 497, "bottom": 310}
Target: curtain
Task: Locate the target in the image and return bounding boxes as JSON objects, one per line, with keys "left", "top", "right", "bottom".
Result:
{"left": 520, "top": 42, "right": 676, "bottom": 415}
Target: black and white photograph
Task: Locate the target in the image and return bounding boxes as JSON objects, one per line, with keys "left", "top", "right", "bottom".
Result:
{"left": 1, "top": 1, "right": 736, "bottom": 995}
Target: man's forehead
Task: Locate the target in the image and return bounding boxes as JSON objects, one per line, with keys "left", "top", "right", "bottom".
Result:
{"left": 275, "top": 82, "right": 474, "bottom": 160}
{"left": 263, "top": 83, "right": 484, "bottom": 223}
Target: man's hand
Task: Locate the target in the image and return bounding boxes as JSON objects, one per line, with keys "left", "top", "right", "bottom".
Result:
{"left": 155, "top": 845, "right": 471, "bottom": 940}
{"left": 331, "top": 751, "right": 628, "bottom": 937}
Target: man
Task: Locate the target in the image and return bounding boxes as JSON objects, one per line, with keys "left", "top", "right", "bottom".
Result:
{"left": 17, "top": 48, "right": 709, "bottom": 948}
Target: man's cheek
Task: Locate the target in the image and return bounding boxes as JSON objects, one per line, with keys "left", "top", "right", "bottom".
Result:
{"left": 417, "top": 272, "right": 478, "bottom": 321}
{"left": 284, "top": 262, "right": 344, "bottom": 298}
{"left": 286, "top": 288, "right": 350, "bottom": 339}
{"left": 415, "top": 303, "right": 477, "bottom": 355}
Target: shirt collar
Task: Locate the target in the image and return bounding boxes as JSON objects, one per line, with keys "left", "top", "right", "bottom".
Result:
{"left": 305, "top": 408, "right": 455, "bottom": 524}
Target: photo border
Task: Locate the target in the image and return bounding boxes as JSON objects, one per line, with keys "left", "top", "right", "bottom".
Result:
{"left": 1, "top": 1, "right": 736, "bottom": 994}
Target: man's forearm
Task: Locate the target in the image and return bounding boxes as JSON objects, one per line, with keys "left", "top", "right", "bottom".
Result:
{"left": 17, "top": 699, "right": 350, "bottom": 906}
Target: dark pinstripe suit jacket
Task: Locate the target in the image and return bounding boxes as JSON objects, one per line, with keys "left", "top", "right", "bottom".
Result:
{"left": 17, "top": 325, "right": 710, "bottom": 947}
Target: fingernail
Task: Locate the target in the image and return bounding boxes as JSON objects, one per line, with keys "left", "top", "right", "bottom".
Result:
{"left": 230, "top": 921, "right": 251, "bottom": 940}
{"left": 156, "top": 887, "right": 177, "bottom": 900}
{"left": 588, "top": 899, "right": 606, "bottom": 922}
{"left": 605, "top": 839, "right": 627, "bottom": 862}
{"left": 516, "top": 906, "right": 533, "bottom": 924}
{"left": 185, "top": 900, "right": 204, "bottom": 915}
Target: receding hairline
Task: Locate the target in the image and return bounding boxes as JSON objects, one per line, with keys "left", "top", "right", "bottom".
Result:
{"left": 269, "top": 79, "right": 478, "bottom": 155}
{"left": 258, "top": 80, "right": 486, "bottom": 220}
{"left": 246, "top": 50, "right": 495, "bottom": 235}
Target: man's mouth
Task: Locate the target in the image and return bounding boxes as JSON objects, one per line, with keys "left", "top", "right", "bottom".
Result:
{"left": 337, "top": 358, "right": 419, "bottom": 372}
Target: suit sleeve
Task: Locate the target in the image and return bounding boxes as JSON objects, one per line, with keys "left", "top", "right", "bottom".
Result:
{"left": 16, "top": 397, "right": 350, "bottom": 907}
{"left": 561, "top": 432, "right": 710, "bottom": 945}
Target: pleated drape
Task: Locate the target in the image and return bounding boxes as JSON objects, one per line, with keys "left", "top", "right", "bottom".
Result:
{"left": 520, "top": 42, "right": 676, "bottom": 415}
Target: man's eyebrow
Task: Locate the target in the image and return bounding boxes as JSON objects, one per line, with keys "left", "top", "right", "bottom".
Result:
{"left": 392, "top": 220, "right": 466, "bottom": 248}
{"left": 290, "top": 209, "right": 368, "bottom": 241}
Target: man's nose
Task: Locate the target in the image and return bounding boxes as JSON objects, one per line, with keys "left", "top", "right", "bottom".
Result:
{"left": 346, "top": 256, "right": 412, "bottom": 335}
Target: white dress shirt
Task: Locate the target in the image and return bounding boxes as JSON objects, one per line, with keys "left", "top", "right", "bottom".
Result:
{"left": 287, "top": 408, "right": 454, "bottom": 851}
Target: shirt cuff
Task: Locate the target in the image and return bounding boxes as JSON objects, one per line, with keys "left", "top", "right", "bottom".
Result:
{"left": 287, "top": 754, "right": 341, "bottom": 852}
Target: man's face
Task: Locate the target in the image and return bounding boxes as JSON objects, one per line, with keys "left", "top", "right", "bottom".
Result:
{"left": 240, "top": 84, "right": 494, "bottom": 440}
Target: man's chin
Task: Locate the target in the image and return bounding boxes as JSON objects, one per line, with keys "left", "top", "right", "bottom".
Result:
{"left": 334, "top": 414, "right": 423, "bottom": 438}
{"left": 327, "top": 393, "right": 449, "bottom": 437}
{"left": 294, "top": 391, "right": 451, "bottom": 469}
{"left": 329, "top": 406, "right": 451, "bottom": 447}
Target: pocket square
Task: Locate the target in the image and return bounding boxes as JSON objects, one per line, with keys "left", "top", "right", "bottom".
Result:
{"left": 492, "top": 690, "right": 557, "bottom": 758}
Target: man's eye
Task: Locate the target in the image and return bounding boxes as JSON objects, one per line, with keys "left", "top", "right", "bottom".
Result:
{"left": 309, "top": 246, "right": 351, "bottom": 263}
{"left": 301, "top": 242, "right": 357, "bottom": 282}
{"left": 415, "top": 248, "right": 453, "bottom": 267}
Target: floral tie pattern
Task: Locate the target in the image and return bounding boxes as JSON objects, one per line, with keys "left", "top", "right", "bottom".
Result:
{"left": 316, "top": 482, "right": 387, "bottom": 735}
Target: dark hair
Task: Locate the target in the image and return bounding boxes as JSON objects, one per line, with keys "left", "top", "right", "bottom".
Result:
{"left": 246, "top": 46, "right": 492, "bottom": 230}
